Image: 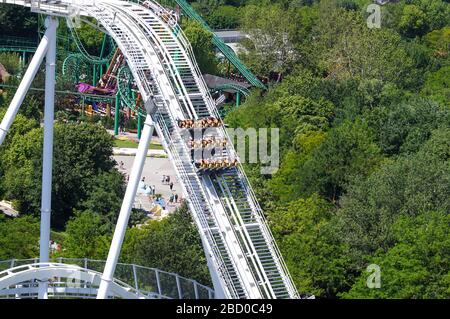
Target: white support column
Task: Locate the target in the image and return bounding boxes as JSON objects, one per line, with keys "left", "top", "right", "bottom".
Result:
{"left": 155, "top": 269, "right": 162, "bottom": 296}
{"left": 0, "top": 19, "right": 57, "bottom": 146}
{"left": 176, "top": 275, "right": 182, "bottom": 298}
{"left": 97, "top": 115, "right": 155, "bottom": 299}
{"left": 38, "top": 17, "right": 59, "bottom": 300}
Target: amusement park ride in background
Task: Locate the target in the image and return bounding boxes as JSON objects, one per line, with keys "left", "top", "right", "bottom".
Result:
{"left": 59, "top": 0, "right": 262, "bottom": 137}
{"left": 1, "top": 0, "right": 261, "bottom": 137}
{"left": 0, "top": 0, "right": 301, "bottom": 300}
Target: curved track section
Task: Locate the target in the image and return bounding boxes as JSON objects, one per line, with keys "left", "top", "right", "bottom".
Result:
{"left": 213, "top": 83, "right": 250, "bottom": 97}
{"left": 0, "top": 258, "right": 215, "bottom": 299}
{"left": 0, "top": 263, "right": 145, "bottom": 299}
{"left": 3, "top": 0, "right": 298, "bottom": 299}
{"left": 161, "top": 0, "right": 267, "bottom": 89}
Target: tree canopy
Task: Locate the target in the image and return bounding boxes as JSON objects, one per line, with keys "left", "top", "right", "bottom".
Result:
{"left": 222, "top": 0, "right": 449, "bottom": 298}
{"left": 0, "top": 0, "right": 449, "bottom": 298}
{"left": 0, "top": 122, "right": 123, "bottom": 229}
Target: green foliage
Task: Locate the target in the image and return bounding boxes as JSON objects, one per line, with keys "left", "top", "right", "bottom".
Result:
{"left": 200, "top": 0, "right": 449, "bottom": 298}
{"left": 0, "top": 80, "right": 44, "bottom": 121}
{"left": 341, "top": 211, "right": 450, "bottom": 299}
{"left": 270, "top": 195, "right": 352, "bottom": 297}
{"left": 80, "top": 171, "right": 125, "bottom": 231}
{"left": 0, "top": 108, "right": 39, "bottom": 147}
{"left": 0, "top": 123, "right": 122, "bottom": 229}
{"left": 398, "top": 5, "right": 428, "bottom": 37}
{"left": 317, "top": 9, "right": 416, "bottom": 88}
{"left": 121, "top": 204, "right": 211, "bottom": 286}
{"left": 0, "top": 53, "right": 21, "bottom": 75}
{"left": 206, "top": 5, "right": 240, "bottom": 29}
{"left": 383, "top": 0, "right": 450, "bottom": 37}
{"left": 183, "top": 20, "right": 218, "bottom": 74}
{"left": 299, "top": 119, "right": 382, "bottom": 201}
{"left": 275, "top": 95, "right": 334, "bottom": 138}
{"left": 0, "top": 0, "right": 448, "bottom": 299}
{"left": 334, "top": 128, "right": 450, "bottom": 262}
{"left": 0, "top": 109, "right": 39, "bottom": 200}
{"left": 0, "top": 5, "right": 38, "bottom": 37}
{"left": 226, "top": 71, "right": 335, "bottom": 152}
{"left": 239, "top": 4, "right": 299, "bottom": 75}
{"left": 365, "top": 97, "right": 450, "bottom": 155}
{"left": 60, "top": 211, "right": 111, "bottom": 259}
{"left": 73, "top": 21, "right": 105, "bottom": 56}
{"left": 410, "top": 0, "right": 450, "bottom": 33}
{"left": 268, "top": 131, "right": 326, "bottom": 202}
{"left": 1, "top": 127, "right": 43, "bottom": 215}
{"left": 423, "top": 26, "right": 450, "bottom": 57}
{"left": 0, "top": 215, "right": 40, "bottom": 260}
{"left": 421, "top": 66, "right": 450, "bottom": 106}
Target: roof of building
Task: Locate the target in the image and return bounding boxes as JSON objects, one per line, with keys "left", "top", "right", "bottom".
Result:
{"left": 214, "top": 30, "right": 246, "bottom": 44}
{"left": 203, "top": 74, "right": 252, "bottom": 92}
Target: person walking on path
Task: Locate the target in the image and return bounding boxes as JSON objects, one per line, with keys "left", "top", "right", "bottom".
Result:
{"left": 169, "top": 182, "right": 174, "bottom": 191}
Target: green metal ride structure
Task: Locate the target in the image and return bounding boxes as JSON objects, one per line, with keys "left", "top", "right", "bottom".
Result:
{"left": 1, "top": 0, "right": 260, "bottom": 137}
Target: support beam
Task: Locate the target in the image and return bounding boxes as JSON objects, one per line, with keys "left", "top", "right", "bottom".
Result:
{"left": 114, "top": 93, "right": 120, "bottom": 136}
{"left": 236, "top": 91, "right": 241, "bottom": 108}
{"left": 0, "top": 20, "right": 58, "bottom": 146}
{"left": 81, "top": 97, "right": 86, "bottom": 117}
{"left": 97, "top": 115, "right": 154, "bottom": 299}
{"left": 202, "top": 238, "right": 227, "bottom": 299}
{"left": 99, "top": 34, "right": 108, "bottom": 76}
{"left": 93, "top": 65, "right": 97, "bottom": 86}
{"left": 137, "top": 114, "right": 142, "bottom": 139}
{"left": 38, "top": 17, "right": 59, "bottom": 299}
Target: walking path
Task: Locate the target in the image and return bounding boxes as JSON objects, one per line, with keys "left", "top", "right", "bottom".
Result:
{"left": 113, "top": 148, "right": 166, "bottom": 157}
{"left": 114, "top": 155, "right": 183, "bottom": 218}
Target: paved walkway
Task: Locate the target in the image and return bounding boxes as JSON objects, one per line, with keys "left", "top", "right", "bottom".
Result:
{"left": 114, "top": 155, "right": 183, "bottom": 216}
{"left": 113, "top": 148, "right": 166, "bottom": 157}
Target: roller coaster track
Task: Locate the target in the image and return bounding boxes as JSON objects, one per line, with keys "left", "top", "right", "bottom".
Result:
{"left": 0, "top": 36, "right": 38, "bottom": 53}
{"left": 117, "top": 65, "right": 142, "bottom": 111}
{"left": 0, "top": 83, "right": 115, "bottom": 103}
{"left": 160, "top": 0, "right": 266, "bottom": 90}
{"left": 66, "top": 24, "right": 116, "bottom": 65}
{"left": 213, "top": 83, "right": 250, "bottom": 97}
{"left": 2, "top": 0, "right": 298, "bottom": 299}
{"left": 62, "top": 30, "right": 115, "bottom": 82}
{"left": 0, "top": 258, "right": 215, "bottom": 299}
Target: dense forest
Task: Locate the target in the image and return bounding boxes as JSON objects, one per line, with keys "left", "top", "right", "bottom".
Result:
{"left": 0, "top": 0, "right": 449, "bottom": 298}
{"left": 223, "top": 0, "right": 450, "bottom": 298}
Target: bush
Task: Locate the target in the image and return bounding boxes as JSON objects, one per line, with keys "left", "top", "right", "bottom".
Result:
{"left": 206, "top": 5, "right": 241, "bottom": 29}
{"left": 0, "top": 53, "right": 21, "bottom": 75}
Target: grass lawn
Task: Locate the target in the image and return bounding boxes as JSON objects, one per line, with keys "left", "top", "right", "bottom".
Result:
{"left": 114, "top": 139, "right": 164, "bottom": 150}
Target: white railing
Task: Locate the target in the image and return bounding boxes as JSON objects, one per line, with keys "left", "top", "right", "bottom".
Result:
{"left": 153, "top": 107, "right": 242, "bottom": 299}
{"left": 0, "top": 259, "right": 214, "bottom": 299}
